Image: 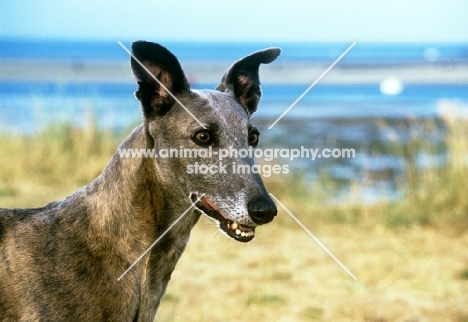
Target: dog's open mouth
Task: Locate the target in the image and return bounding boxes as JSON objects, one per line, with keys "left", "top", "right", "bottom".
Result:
{"left": 191, "top": 194, "right": 255, "bottom": 242}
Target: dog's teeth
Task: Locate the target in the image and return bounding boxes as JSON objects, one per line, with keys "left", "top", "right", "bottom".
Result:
{"left": 229, "top": 221, "right": 255, "bottom": 238}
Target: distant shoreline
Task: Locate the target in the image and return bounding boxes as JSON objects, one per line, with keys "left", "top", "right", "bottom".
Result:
{"left": 1, "top": 59, "right": 468, "bottom": 85}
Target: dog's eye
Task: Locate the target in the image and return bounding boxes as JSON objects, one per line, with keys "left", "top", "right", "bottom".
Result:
{"left": 194, "top": 131, "right": 212, "bottom": 144}
{"left": 248, "top": 132, "right": 259, "bottom": 146}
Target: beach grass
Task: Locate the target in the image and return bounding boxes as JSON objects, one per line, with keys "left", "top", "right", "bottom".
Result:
{"left": 0, "top": 116, "right": 129, "bottom": 208}
{"left": 0, "top": 104, "right": 467, "bottom": 321}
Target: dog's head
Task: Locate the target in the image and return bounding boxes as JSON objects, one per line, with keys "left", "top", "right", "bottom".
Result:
{"left": 130, "top": 41, "right": 279, "bottom": 242}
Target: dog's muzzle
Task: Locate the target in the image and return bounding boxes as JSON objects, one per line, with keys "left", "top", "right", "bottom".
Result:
{"left": 191, "top": 193, "right": 275, "bottom": 242}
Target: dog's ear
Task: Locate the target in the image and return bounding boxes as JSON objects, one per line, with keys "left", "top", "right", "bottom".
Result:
{"left": 131, "top": 41, "right": 190, "bottom": 117}
{"left": 216, "top": 48, "right": 281, "bottom": 116}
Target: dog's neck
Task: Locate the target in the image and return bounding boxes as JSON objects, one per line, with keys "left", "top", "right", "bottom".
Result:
{"left": 83, "top": 125, "right": 160, "bottom": 254}
{"left": 79, "top": 124, "right": 198, "bottom": 319}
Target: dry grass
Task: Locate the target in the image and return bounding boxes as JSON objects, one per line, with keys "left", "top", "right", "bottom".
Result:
{"left": 1, "top": 104, "right": 468, "bottom": 321}
{"left": 0, "top": 116, "right": 127, "bottom": 208}
{"left": 157, "top": 218, "right": 468, "bottom": 322}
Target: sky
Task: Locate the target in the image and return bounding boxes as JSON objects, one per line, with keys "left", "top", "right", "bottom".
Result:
{"left": 1, "top": 0, "right": 467, "bottom": 43}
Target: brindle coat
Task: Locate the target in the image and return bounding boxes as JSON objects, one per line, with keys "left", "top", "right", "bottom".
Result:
{"left": 0, "top": 41, "right": 279, "bottom": 321}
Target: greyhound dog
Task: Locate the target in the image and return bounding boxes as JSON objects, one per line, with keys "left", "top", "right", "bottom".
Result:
{"left": 0, "top": 41, "right": 280, "bottom": 321}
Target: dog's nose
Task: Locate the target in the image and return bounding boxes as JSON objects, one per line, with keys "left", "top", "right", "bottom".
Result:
{"left": 248, "top": 195, "right": 277, "bottom": 225}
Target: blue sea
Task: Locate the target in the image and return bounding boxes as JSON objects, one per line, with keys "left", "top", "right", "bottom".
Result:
{"left": 1, "top": 40, "right": 468, "bottom": 201}
{"left": 2, "top": 40, "right": 468, "bottom": 63}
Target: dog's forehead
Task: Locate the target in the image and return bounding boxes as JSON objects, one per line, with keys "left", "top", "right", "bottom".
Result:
{"left": 192, "top": 89, "right": 248, "bottom": 121}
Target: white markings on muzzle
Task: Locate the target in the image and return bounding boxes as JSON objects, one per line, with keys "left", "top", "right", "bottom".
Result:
{"left": 212, "top": 194, "right": 256, "bottom": 227}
